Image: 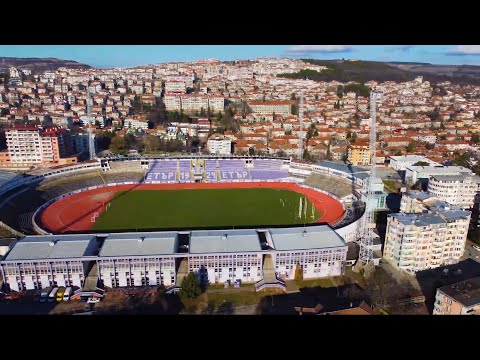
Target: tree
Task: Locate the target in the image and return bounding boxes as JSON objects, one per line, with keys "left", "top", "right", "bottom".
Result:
{"left": 439, "top": 135, "right": 447, "bottom": 140}
{"left": 337, "top": 85, "right": 344, "bottom": 98}
{"left": 425, "top": 143, "right": 435, "bottom": 150}
{"left": 472, "top": 133, "right": 480, "bottom": 143}
{"left": 412, "top": 161, "right": 430, "bottom": 167}
{"left": 276, "top": 150, "right": 287, "bottom": 158}
{"left": 109, "top": 135, "right": 126, "bottom": 154}
{"left": 291, "top": 104, "right": 298, "bottom": 116}
{"left": 180, "top": 272, "right": 201, "bottom": 299}
{"left": 294, "top": 263, "right": 303, "bottom": 282}
{"left": 406, "top": 141, "right": 416, "bottom": 153}
{"left": 144, "top": 134, "right": 161, "bottom": 152}
{"left": 290, "top": 93, "right": 296, "bottom": 101}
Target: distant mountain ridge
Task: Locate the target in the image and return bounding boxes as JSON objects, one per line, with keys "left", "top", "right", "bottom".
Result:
{"left": 283, "top": 59, "right": 480, "bottom": 85}
{"left": 0, "top": 57, "right": 92, "bottom": 73}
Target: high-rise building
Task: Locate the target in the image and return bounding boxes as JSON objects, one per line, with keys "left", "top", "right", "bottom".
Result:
{"left": 427, "top": 174, "right": 480, "bottom": 209}
{"left": 5, "top": 126, "right": 75, "bottom": 166}
{"left": 383, "top": 210, "right": 471, "bottom": 274}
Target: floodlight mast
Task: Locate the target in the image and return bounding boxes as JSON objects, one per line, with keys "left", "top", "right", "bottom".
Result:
{"left": 359, "top": 90, "right": 383, "bottom": 263}
{"left": 87, "top": 89, "right": 96, "bottom": 160}
{"left": 297, "top": 90, "right": 304, "bottom": 160}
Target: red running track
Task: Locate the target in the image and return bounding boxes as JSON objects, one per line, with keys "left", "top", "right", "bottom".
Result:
{"left": 39, "top": 182, "right": 346, "bottom": 234}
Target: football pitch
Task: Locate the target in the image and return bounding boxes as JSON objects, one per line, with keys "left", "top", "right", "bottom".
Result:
{"left": 92, "top": 188, "right": 320, "bottom": 231}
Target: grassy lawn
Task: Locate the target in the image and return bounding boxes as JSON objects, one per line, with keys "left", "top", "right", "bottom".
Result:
{"left": 180, "top": 288, "right": 280, "bottom": 313}
{"left": 382, "top": 179, "right": 401, "bottom": 194}
{"left": 294, "top": 276, "right": 346, "bottom": 289}
{"left": 0, "top": 227, "right": 17, "bottom": 238}
{"left": 93, "top": 188, "right": 320, "bottom": 231}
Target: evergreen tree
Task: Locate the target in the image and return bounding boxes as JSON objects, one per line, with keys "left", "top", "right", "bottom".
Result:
{"left": 294, "top": 263, "right": 303, "bottom": 282}
{"left": 180, "top": 272, "right": 201, "bottom": 299}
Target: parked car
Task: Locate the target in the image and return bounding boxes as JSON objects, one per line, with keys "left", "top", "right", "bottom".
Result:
{"left": 3, "top": 292, "right": 21, "bottom": 301}
{"left": 87, "top": 297, "right": 100, "bottom": 304}
{"left": 473, "top": 245, "right": 480, "bottom": 252}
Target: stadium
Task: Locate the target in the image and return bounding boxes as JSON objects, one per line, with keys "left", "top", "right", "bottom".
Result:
{"left": 0, "top": 156, "right": 368, "bottom": 293}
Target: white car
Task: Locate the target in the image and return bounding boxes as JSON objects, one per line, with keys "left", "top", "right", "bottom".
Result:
{"left": 472, "top": 245, "right": 480, "bottom": 252}
{"left": 87, "top": 297, "right": 101, "bottom": 304}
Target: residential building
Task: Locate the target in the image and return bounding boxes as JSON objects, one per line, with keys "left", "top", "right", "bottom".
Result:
{"left": 383, "top": 210, "right": 471, "bottom": 274}
{"left": 248, "top": 101, "right": 292, "bottom": 116}
{"left": 207, "top": 134, "right": 232, "bottom": 155}
{"left": 433, "top": 277, "right": 480, "bottom": 315}
{"left": 347, "top": 142, "right": 370, "bottom": 166}
{"left": 427, "top": 174, "right": 480, "bottom": 209}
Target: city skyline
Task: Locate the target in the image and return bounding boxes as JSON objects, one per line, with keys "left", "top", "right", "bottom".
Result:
{"left": 1, "top": 45, "right": 480, "bottom": 68}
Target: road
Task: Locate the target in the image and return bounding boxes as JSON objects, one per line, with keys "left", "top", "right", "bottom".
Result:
{"left": 460, "top": 240, "right": 480, "bottom": 262}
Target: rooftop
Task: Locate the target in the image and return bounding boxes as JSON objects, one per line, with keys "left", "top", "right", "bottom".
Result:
{"left": 317, "top": 160, "right": 369, "bottom": 175}
{"left": 269, "top": 226, "right": 346, "bottom": 251}
{"left": 99, "top": 232, "right": 177, "bottom": 257}
{"left": 189, "top": 229, "right": 261, "bottom": 254}
{"left": 3, "top": 234, "right": 98, "bottom": 261}
{"left": 438, "top": 277, "right": 480, "bottom": 308}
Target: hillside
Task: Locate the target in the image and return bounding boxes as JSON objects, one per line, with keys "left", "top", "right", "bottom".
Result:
{"left": 278, "top": 59, "right": 480, "bottom": 86}
{"left": 0, "top": 57, "right": 92, "bottom": 74}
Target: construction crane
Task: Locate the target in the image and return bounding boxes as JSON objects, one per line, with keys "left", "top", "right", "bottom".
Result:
{"left": 297, "top": 90, "right": 304, "bottom": 160}
{"left": 87, "top": 89, "right": 96, "bottom": 160}
{"left": 358, "top": 90, "right": 383, "bottom": 266}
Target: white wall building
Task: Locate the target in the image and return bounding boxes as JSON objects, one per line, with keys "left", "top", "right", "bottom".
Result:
{"left": 0, "top": 234, "right": 100, "bottom": 292}
{"left": 1, "top": 225, "right": 348, "bottom": 291}
{"left": 207, "top": 134, "right": 232, "bottom": 155}
{"left": 124, "top": 118, "right": 149, "bottom": 131}
{"left": 383, "top": 210, "right": 471, "bottom": 274}
{"left": 427, "top": 174, "right": 480, "bottom": 209}
{"left": 405, "top": 165, "right": 472, "bottom": 185}
{"left": 389, "top": 155, "right": 440, "bottom": 171}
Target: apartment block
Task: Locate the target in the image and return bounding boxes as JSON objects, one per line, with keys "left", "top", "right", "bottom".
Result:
{"left": 383, "top": 210, "right": 471, "bottom": 274}
{"left": 433, "top": 277, "right": 480, "bottom": 315}
{"left": 248, "top": 101, "right": 292, "bottom": 116}
{"left": 427, "top": 174, "right": 480, "bottom": 209}
{"left": 347, "top": 142, "right": 370, "bottom": 166}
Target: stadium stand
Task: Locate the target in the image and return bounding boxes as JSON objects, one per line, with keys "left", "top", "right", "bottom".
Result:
{"left": 218, "top": 159, "right": 249, "bottom": 181}
{"left": 179, "top": 160, "right": 192, "bottom": 183}
{"left": 145, "top": 159, "right": 178, "bottom": 183}
{"left": 108, "top": 160, "right": 142, "bottom": 172}
{"left": 102, "top": 172, "right": 145, "bottom": 183}
{"left": 251, "top": 159, "right": 289, "bottom": 180}
{"left": 304, "top": 172, "right": 359, "bottom": 199}
{"left": 205, "top": 159, "right": 218, "bottom": 182}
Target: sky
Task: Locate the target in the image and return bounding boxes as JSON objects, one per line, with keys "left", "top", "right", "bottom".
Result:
{"left": 1, "top": 45, "right": 480, "bottom": 68}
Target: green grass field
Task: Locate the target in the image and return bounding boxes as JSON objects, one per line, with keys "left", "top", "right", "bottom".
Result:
{"left": 92, "top": 188, "right": 319, "bottom": 231}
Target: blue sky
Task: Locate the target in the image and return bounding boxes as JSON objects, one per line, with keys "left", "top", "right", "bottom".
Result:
{"left": 1, "top": 45, "right": 480, "bottom": 68}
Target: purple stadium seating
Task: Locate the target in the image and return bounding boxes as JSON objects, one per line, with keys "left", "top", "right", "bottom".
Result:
{"left": 145, "top": 159, "right": 178, "bottom": 182}
{"left": 218, "top": 159, "right": 250, "bottom": 180}
{"left": 179, "top": 160, "right": 192, "bottom": 182}
{"left": 205, "top": 159, "right": 218, "bottom": 182}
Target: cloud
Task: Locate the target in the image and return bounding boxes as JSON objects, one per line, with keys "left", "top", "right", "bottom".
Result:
{"left": 396, "top": 45, "right": 415, "bottom": 52}
{"left": 447, "top": 45, "right": 480, "bottom": 56}
{"left": 286, "top": 45, "right": 354, "bottom": 54}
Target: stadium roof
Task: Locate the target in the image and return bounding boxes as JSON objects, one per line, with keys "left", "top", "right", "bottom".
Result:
{"left": 190, "top": 229, "right": 261, "bottom": 254}
{"left": 316, "top": 161, "right": 369, "bottom": 176}
{"left": 0, "top": 170, "right": 23, "bottom": 188}
{"left": 3, "top": 234, "right": 98, "bottom": 261}
{"left": 270, "top": 226, "right": 346, "bottom": 251}
{"left": 99, "top": 232, "right": 177, "bottom": 257}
